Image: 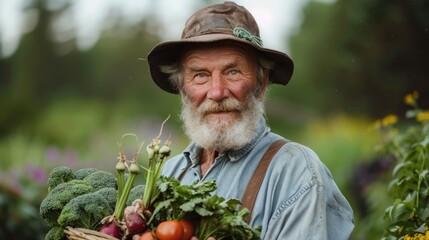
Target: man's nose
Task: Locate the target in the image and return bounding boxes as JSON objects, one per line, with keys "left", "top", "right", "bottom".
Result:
{"left": 207, "top": 73, "right": 229, "bottom": 101}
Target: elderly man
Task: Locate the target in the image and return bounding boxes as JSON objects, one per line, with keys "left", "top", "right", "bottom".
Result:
{"left": 147, "top": 2, "right": 354, "bottom": 239}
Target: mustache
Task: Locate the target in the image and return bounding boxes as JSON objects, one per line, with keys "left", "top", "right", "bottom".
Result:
{"left": 197, "top": 98, "right": 243, "bottom": 114}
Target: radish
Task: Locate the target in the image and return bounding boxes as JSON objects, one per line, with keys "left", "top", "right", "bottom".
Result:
{"left": 125, "top": 209, "right": 146, "bottom": 235}
{"left": 99, "top": 221, "right": 121, "bottom": 238}
{"left": 124, "top": 201, "right": 147, "bottom": 236}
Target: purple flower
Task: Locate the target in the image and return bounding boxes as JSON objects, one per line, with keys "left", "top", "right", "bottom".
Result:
{"left": 46, "top": 146, "right": 60, "bottom": 164}
{"left": 26, "top": 165, "right": 48, "bottom": 185}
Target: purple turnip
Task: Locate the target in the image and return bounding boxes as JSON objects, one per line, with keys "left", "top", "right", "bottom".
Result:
{"left": 99, "top": 221, "right": 121, "bottom": 238}
{"left": 124, "top": 203, "right": 147, "bottom": 236}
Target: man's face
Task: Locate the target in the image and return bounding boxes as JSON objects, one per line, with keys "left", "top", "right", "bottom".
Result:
{"left": 180, "top": 44, "right": 266, "bottom": 151}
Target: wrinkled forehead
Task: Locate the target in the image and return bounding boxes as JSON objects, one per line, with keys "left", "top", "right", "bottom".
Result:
{"left": 180, "top": 41, "right": 257, "bottom": 65}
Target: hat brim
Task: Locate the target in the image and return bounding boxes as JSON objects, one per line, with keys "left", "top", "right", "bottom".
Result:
{"left": 147, "top": 33, "right": 294, "bottom": 94}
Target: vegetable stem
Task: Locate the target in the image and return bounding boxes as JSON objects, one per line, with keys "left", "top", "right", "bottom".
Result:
{"left": 113, "top": 168, "right": 138, "bottom": 219}
{"left": 115, "top": 162, "right": 125, "bottom": 212}
{"left": 112, "top": 134, "right": 142, "bottom": 220}
{"left": 142, "top": 134, "right": 171, "bottom": 209}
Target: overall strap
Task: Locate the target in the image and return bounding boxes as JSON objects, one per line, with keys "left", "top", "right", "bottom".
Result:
{"left": 240, "top": 138, "right": 289, "bottom": 223}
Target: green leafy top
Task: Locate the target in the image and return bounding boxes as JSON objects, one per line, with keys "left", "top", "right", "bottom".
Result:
{"left": 149, "top": 176, "right": 261, "bottom": 240}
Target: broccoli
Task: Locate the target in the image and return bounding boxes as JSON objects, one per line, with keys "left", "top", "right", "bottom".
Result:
{"left": 40, "top": 179, "right": 93, "bottom": 227}
{"left": 44, "top": 226, "right": 65, "bottom": 240}
{"left": 95, "top": 187, "right": 117, "bottom": 211}
{"left": 47, "top": 166, "right": 75, "bottom": 192}
{"left": 127, "top": 184, "right": 145, "bottom": 206}
{"left": 40, "top": 167, "right": 123, "bottom": 240}
{"left": 57, "top": 191, "right": 113, "bottom": 230}
{"left": 74, "top": 167, "right": 98, "bottom": 180}
{"left": 84, "top": 170, "right": 117, "bottom": 191}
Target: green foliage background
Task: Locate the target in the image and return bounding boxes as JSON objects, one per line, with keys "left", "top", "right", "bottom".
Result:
{"left": 0, "top": 0, "right": 428, "bottom": 239}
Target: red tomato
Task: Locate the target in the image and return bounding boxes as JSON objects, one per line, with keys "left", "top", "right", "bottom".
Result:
{"left": 179, "top": 220, "right": 194, "bottom": 240}
{"left": 155, "top": 220, "right": 184, "bottom": 240}
{"left": 139, "top": 231, "right": 155, "bottom": 240}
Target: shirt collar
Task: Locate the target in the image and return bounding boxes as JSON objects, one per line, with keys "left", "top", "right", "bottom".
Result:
{"left": 182, "top": 117, "right": 270, "bottom": 164}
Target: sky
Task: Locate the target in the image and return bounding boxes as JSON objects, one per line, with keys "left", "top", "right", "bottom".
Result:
{"left": 0, "top": 0, "right": 311, "bottom": 58}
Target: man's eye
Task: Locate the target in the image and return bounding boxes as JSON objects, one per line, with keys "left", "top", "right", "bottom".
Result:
{"left": 192, "top": 73, "right": 209, "bottom": 84}
{"left": 228, "top": 70, "right": 239, "bottom": 75}
{"left": 195, "top": 73, "right": 207, "bottom": 78}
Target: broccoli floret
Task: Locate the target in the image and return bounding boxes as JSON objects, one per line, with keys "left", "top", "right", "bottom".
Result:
{"left": 44, "top": 226, "right": 65, "bottom": 240}
{"left": 41, "top": 167, "right": 123, "bottom": 237}
{"left": 127, "top": 184, "right": 145, "bottom": 206}
{"left": 47, "top": 166, "right": 76, "bottom": 192}
{"left": 95, "top": 187, "right": 117, "bottom": 211}
{"left": 83, "top": 170, "right": 117, "bottom": 191}
{"left": 40, "top": 180, "right": 93, "bottom": 226}
{"left": 57, "top": 191, "right": 113, "bottom": 230}
{"left": 74, "top": 168, "right": 98, "bottom": 180}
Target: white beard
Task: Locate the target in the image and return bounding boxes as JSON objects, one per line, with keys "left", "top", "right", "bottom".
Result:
{"left": 180, "top": 93, "right": 264, "bottom": 152}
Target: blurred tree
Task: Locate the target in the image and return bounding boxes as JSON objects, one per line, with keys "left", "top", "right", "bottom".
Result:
{"left": 0, "top": 0, "right": 53, "bottom": 137}
{"left": 0, "top": 0, "right": 182, "bottom": 140}
{"left": 284, "top": 0, "right": 429, "bottom": 118}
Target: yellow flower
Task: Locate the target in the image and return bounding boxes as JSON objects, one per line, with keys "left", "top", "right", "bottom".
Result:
{"left": 382, "top": 114, "right": 398, "bottom": 127}
{"left": 404, "top": 231, "right": 428, "bottom": 240}
{"left": 404, "top": 91, "right": 419, "bottom": 106}
{"left": 417, "top": 111, "right": 429, "bottom": 122}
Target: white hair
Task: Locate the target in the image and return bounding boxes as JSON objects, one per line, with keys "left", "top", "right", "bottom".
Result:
{"left": 180, "top": 92, "right": 264, "bottom": 152}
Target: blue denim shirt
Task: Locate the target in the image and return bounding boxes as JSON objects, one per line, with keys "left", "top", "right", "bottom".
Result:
{"left": 161, "top": 119, "right": 354, "bottom": 239}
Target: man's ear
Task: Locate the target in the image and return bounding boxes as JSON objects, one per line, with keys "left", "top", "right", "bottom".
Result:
{"left": 257, "top": 71, "right": 269, "bottom": 100}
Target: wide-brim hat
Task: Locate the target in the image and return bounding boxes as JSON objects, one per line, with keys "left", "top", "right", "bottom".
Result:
{"left": 147, "top": 1, "right": 294, "bottom": 94}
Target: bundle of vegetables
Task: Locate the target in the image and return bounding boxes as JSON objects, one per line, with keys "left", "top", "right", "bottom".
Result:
{"left": 145, "top": 176, "right": 261, "bottom": 240}
{"left": 39, "top": 132, "right": 147, "bottom": 240}
{"left": 39, "top": 165, "right": 144, "bottom": 240}
{"left": 40, "top": 121, "right": 261, "bottom": 240}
